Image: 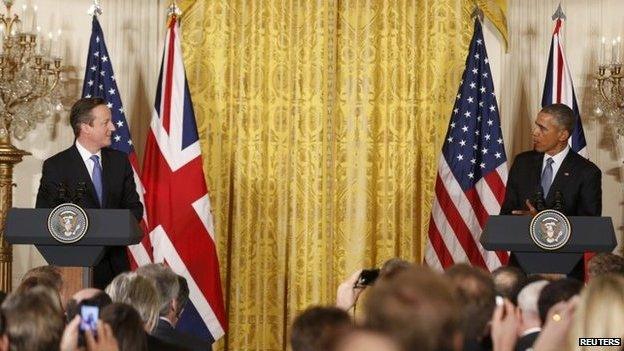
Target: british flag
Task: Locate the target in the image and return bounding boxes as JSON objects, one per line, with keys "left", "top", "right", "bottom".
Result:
{"left": 424, "top": 19, "right": 508, "bottom": 271}
{"left": 80, "top": 15, "right": 151, "bottom": 266}
{"left": 541, "top": 16, "right": 587, "bottom": 156}
{"left": 141, "top": 14, "right": 226, "bottom": 341}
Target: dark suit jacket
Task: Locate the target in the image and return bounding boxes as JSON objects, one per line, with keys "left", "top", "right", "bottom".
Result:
{"left": 147, "top": 333, "right": 192, "bottom": 351}
{"left": 500, "top": 150, "right": 601, "bottom": 216}
{"left": 515, "top": 331, "right": 539, "bottom": 351}
{"left": 153, "top": 319, "right": 212, "bottom": 351}
{"left": 36, "top": 145, "right": 143, "bottom": 288}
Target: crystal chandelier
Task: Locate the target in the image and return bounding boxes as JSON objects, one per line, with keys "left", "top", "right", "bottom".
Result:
{"left": 0, "top": 0, "right": 63, "bottom": 141}
{"left": 593, "top": 36, "right": 624, "bottom": 136}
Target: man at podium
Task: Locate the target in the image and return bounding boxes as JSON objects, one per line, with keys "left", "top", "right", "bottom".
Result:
{"left": 500, "top": 103, "right": 601, "bottom": 279}
{"left": 501, "top": 103, "right": 601, "bottom": 217}
{"left": 35, "top": 97, "right": 143, "bottom": 289}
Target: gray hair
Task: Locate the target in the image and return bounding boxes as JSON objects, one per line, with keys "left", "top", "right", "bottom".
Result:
{"left": 540, "top": 103, "right": 575, "bottom": 135}
{"left": 105, "top": 272, "right": 160, "bottom": 332}
{"left": 517, "top": 280, "right": 549, "bottom": 314}
{"left": 136, "top": 263, "right": 180, "bottom": 317}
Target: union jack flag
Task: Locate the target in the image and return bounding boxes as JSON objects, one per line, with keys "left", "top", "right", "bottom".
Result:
{"left": 541, "top": 16, "right": 587, "bottom": 157}
{"left": 141, "top": 14, "right": 226, "bottom": 341}
{"left": 80, "top": 15, "right": 150, "bottom": 266}
{"left": 424, "top": 19, "right": 508, "bottom": 271}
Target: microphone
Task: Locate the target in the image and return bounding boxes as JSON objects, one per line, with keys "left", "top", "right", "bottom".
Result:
{"left": 533, "top": 187, "right": 546, "bottom": 212}
{"left": 553, "top": 190, "right": 565, "bottom": 212}
{"left": 74, "top": 182, "right": 86, "bottom": 204}
{"left": 54, "top": 182, "right": 69, "bottom": 206}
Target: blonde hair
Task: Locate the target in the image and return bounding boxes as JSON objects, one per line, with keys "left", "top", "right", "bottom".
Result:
{"left": 570, "top": 274, "right": 624, "bottom": 351}
{"left": 105, "top": 272, "right": 160, "bottom": 332}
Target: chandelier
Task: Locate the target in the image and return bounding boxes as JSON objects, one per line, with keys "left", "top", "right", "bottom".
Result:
{"left": 593, "top": 36, "right": 624, "bottom": 136}
{"left": 0, "top": 0, "right": 63, "bottom": 141}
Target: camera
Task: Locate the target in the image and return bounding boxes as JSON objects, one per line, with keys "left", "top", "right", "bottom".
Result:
{"left": 354, "top": 268, "right": 380, "bottom": 288}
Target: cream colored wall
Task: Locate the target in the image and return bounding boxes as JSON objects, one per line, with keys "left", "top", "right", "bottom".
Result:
{"left": 492, "top": 0, "right": 624, "bottom": 253}
{"left": 10, "top": 0, "right": 167, "bottom": 288}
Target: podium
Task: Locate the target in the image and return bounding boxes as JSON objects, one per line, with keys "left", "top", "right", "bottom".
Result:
{"left": 5, "top": 208, "right": 142, "bottom": 289}
{"left": 480, "top": 215, "right": 617, "bottom": 274}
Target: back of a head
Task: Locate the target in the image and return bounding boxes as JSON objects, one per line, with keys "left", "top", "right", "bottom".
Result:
{"left": 20, "top": 266, "right": 63, "bottom": 293}
{"left": 101, "top": 303, "right": 148, "bottom": 351}
{"left": 105, "top": 272, "right": 160, "bottom": 332}
{"left": 333, "top": 328, "right": 401, "bottom": 351}
{"left": 66, "top": 291, "right": 112, "bottom": 323}
{"left": 537, "top": 278, "right": 583, "bottom": 323}
{"left": 517, "top": 280, "right": 549, "bottom": 317}
{"left": 379, "top": 258, "right": 412, "bottom": 280}
{"left": 364, "top": 266, "right": 460, "bottom": 351}
{"left": 136, "top": 263, "right": 180, "bottom": 316}
{"left": 491, "top": 266, "right": 526, "bottom": 299}
{"left": 588, "top": 253, "right": 624, "bottom": 279}
{"left": 2, "top": 286, "right": 65, "bottom": 351}
{"left": 570, "top": 274, "right": 624, "bottom": 350}
{"left": 444, "top": 263, "right": 495, "bottom": 341}
{"left": 290, "top": 306, "right": 353, "bottom": 351}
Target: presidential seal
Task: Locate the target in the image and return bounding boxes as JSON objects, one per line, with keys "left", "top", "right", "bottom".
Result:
{"left": 529, "top": 209, "right": 571, "bottom": 250}
{"left": 47, "top": 203, "right": 89, "bottom": 244}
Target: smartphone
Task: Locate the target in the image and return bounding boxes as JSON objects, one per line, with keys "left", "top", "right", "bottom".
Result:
{"left": 79, "top": 305, "right": 99, "bottom": 333}
{"left": 354, "top": 269, "right": 380, "bottom": 288}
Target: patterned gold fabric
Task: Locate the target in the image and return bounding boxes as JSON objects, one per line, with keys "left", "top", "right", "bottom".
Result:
{"left": 178, "top": 1, "right": 506, "bottom": 350}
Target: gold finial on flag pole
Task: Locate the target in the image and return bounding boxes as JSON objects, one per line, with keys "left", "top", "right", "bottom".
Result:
{"left": 471, "top": 2, "right": 484, "bottom": 23}
{"left": 167, "top": 0, "right": 182, "bottom": 18}
{"left": 87, "top": 0, "right": 103, "bottom": 16}
{"left": 551, "top": 3, "right": 566, "bottom": 21}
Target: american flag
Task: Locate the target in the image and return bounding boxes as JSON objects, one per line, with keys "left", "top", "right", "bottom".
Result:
{"left": 141, "top": 14, "right": 226, "bottom": 341}
{"left": 541, "top": 17, "right": 587, "bottom": 157}
{"left": 425, "top": 19, "right": 509, "bottom": 271}
{"left": 81, "top": 16, "right": 151, "bottom": 267}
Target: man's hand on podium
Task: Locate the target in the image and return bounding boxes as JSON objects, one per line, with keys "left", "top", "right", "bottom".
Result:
{"left": 511, "top": 199, "right": 538, "bottom": 217}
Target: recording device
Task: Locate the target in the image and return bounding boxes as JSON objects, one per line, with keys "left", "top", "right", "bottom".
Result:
{"left": 80, "top": 304, "right": 99, "bottom": 332}
{"left": 354, "top": 269, "right": 380, "bottom": 288}
{"left": 78, "top": 304, "right": 99, "bottom": 346}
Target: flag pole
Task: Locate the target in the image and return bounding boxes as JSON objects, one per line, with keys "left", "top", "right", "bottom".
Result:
{"left": 551, "top": 3, "right": 566, "bottom": 21}
{"left": 167, "top": 0, "right": 182, "bottom": 19}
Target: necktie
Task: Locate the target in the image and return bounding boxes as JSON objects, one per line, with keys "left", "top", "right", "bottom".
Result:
{"left": 90, "top": 155, "right": 103, "bottom": 206}
{"left": 541, "top": 157, "right": 554, "bottom": 197}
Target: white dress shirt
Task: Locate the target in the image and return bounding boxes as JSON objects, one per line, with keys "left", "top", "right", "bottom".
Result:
{"left": 541, "top": 145, "right": 569, "bottom": 180}
{"left": 75, "top": 141, "right": 102, "bottom": 180}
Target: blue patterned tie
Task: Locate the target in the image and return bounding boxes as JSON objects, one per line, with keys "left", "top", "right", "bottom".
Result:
{"left": 90, "top": 155, "right": 103, "bottom": 206}
{"left": 541, "top": 157, "right": 554, "bottom": 197}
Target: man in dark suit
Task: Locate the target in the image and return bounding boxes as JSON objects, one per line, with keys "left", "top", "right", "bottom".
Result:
{"left": 501, "top": 103, "right": 601, "bottom": 216}
{"left": 36, "top": 97, "right": 143, "bottom": 289}
{"left": 501, "top": 103, "right": 601, "bottom": 279}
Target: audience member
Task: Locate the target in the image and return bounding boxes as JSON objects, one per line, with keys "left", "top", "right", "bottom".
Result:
{"left": 65, "top": 289, "right": 112, "bottom": 324}
{"left": 491, "top": 266, "right": 525, "bottom": 300}
{"left": 364, "top": 266, "right": 462, "bottom": 351}
{"left": 100, "top": 303, "right": 148, "bottom": 351}
{"left": 379, "top": 258, "right": 411, "bottom": 280}
{"left": 333, "top": 328, "right": 401, "bottom": 351}
{"left": 569, "top": 274, "right": 624, "bottom": 351}
{"left": 137, "top": 264, "right": 211, "bottom": 350}
{"left": 445, "top": 263, "right": 495, "bottom": 351}
{"left": 2, "top": 285, "right": 65, "bottom": 351}
{"left": 587, "top": 253, "right": 624, "bottom": 280}
{"left": 290, "top": 306, "right": 353, "bottom": 351}
{"left": 105, "top": 272, "right": 190, "bottom": 351}
{"left": 537, "top": 278, "right": 582, "bottom": 324}
{"left": 515, "top": 280, "right": 548, "bottom": 351}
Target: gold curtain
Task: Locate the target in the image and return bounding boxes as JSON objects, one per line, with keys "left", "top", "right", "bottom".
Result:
{"left": 178, "top": 1, "right": 506, "bottom": 350}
